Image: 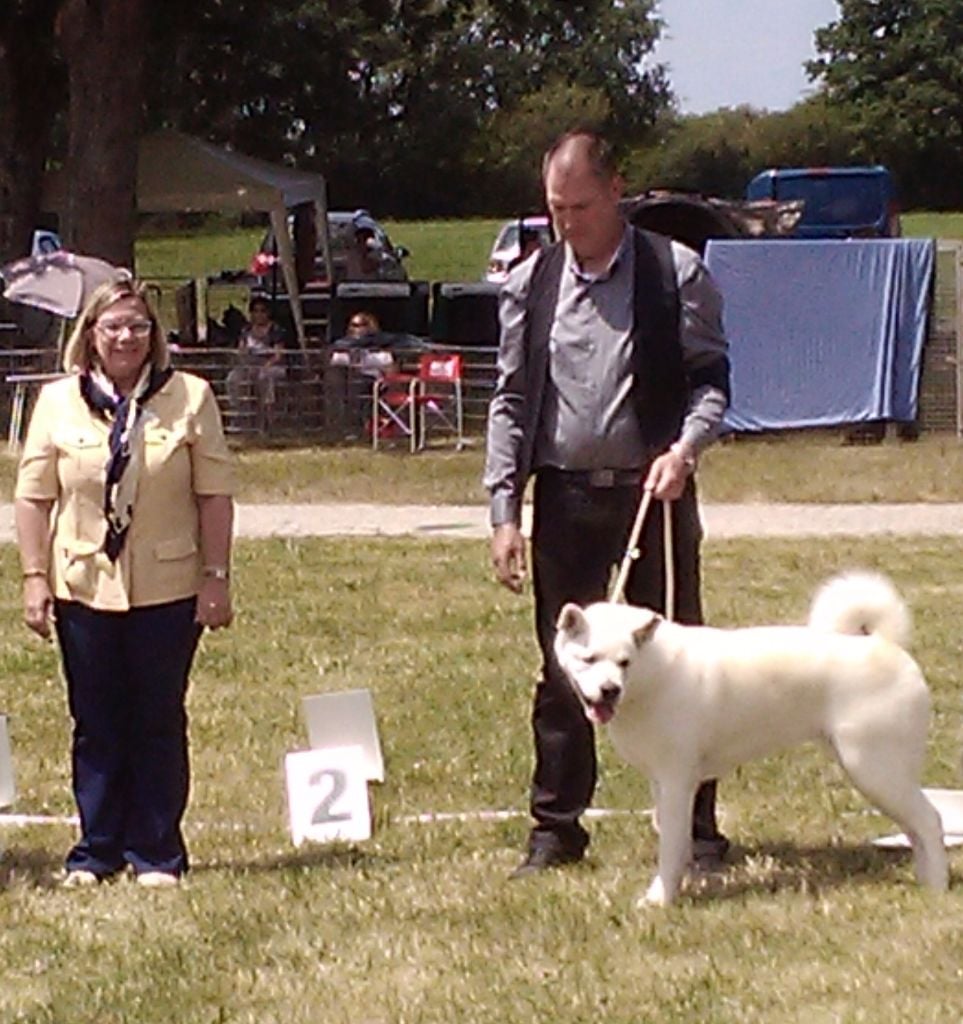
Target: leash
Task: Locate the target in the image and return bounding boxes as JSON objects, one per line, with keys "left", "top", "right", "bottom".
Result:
{"left": 608, "top": 489, "right": 675, "bottom": 622}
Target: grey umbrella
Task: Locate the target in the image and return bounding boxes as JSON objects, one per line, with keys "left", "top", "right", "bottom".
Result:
{"left": 1, "top": 251, "right": 130, "bottom": 318}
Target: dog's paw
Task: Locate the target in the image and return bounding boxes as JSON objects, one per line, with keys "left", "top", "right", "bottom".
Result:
{"left": 637, "top": 876, "right": 670, "bottom": 908}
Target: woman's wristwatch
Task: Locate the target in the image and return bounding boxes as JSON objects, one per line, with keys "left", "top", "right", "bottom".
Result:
{"left": 202, "top": 566, "right": 231, "bottom": 581}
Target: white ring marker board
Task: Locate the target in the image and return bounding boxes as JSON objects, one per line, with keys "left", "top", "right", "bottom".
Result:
{"left": 285, "top": 745, "right": 372, "bottom": 846}
{"left": 872, "top": 788, "right": 963, "bottom": 848}
{"left": 302, "top": 689, "right": 384, "bottom": 783}
{"left": 0, "top": 715, "right": 15, "bottom": 809}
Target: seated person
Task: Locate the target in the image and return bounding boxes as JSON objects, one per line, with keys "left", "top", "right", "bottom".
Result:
{"left": 347, "top": 310, "right": 381, "bottom": 340}
{"left": 226, "top": 295, "right": 288, "bottom": 427}
{"left": 328, "top": 310, "right": 396, "bottom": 435}
{"left": 331, "top": 310, "right": 395, "bottom": 375}
{"left": 343, "top": 228, "right": 383, "bottom": 280}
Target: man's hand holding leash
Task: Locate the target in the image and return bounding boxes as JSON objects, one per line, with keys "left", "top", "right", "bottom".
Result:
{"left": 645, "top": 442, "right": 697, "bottom": 502}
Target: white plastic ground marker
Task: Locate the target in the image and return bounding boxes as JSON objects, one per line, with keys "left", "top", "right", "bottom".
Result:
{"left": 285, "top": 745, "right": 371, "bottom": 847}
{"left": 0, "top": 715, "right": 15, "bottom": 809}
{"left": 302, "top": 689, "right": 384, "bottom": 782}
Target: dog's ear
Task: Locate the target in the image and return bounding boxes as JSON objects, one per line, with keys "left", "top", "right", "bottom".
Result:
{"left": 632, "top": 613, "right": 661, "bottom": 648}
{"left": 556, "top": 603, "right": 588, "bottom": 641}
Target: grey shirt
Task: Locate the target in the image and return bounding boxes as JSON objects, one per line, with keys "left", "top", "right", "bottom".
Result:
{"left": 484, "top": 225, "right": 728, "bottom": 526}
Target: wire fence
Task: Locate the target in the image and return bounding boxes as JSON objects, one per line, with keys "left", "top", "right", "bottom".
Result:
{"left": 1, "top": 241, "right": 960, "bottom": 446}
{"left": 0, "top": 343, "right": 499, "bottom": 449}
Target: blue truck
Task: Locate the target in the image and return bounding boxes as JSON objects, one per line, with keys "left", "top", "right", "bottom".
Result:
{"left": 745, "top": 166, "right": 901, "bottom": 239}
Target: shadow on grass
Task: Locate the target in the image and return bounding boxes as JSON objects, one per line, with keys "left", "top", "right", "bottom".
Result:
{"left": 191, "top": 843, "right": 396, "bottom": 877}
{"left": 0, "top": 845, "right": 66, "bottom": 890}
{"left": 687, "top": 839, "right": 933, "bottom": 903}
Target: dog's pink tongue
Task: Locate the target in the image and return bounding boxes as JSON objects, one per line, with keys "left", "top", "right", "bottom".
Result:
{"left": 590, "top": 704, "right": 614, "bottom": 726}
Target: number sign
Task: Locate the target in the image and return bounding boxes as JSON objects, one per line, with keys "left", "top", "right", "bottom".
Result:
{"left": 285, "top": 745, "right": 371, "bottom": 846}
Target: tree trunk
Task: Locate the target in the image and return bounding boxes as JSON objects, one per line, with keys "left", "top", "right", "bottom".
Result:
{"left": 0, "top": 4, "right": 63, "bottom": 263}
{"left": 56, "top": 0, "right": 146, "bottom": 269}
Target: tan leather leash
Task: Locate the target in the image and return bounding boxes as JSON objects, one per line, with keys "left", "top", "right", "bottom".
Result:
{"left": 608, "top": 489, "right": 675, "bottom": 622}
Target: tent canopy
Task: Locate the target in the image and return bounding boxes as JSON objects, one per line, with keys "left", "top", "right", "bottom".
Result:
{"left": 43, "top": 130, "right": 329, "bottom": 345}
{"left": 135, "top": 131, "right": 326, "bottom": 213}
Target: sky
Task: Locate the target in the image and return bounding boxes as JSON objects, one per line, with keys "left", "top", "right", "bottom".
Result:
{"left": 652, "top": 0, "right": 841, "bottom": 114}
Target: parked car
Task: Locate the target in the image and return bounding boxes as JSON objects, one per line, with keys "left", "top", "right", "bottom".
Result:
{"left": 620, "top": 190, "right": 804, "bottom": 255}
{"left": 250, "top": 209, "right": 410, "bottom": 289}
{"left": 745, "top": 166, "right": 901, "bottom": 239}
{"left": 484, "top": 215, "right": 553, "bottom": 283}
{"left": 484, "top": 196, "right": 801, "bottom": 278}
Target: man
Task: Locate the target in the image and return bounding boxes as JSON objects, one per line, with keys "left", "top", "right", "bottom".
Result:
{"left": 484, "top": 130, "right": 731, "bottom": 878}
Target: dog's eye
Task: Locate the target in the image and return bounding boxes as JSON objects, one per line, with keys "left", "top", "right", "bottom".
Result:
{"left": 615, "top": 657, "right": 630, "bottom": 670}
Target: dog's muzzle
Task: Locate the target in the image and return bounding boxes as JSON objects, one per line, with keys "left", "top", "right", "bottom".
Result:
{"left": 585, "top": 683, "right": 621, "bottom": 726}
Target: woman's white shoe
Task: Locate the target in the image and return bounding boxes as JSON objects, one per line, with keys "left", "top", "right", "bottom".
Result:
{"left": 136, "top": 871, "right": 179, "bottom": 888}
{"left": 61, "top": 869, "right": 99, "bottom": 888}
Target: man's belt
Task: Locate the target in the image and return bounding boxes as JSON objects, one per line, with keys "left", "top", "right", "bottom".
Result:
{"left": 542, "top": 467, "right": 643, "bottom": 488}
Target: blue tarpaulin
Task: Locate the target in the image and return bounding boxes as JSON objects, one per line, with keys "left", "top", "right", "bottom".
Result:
{"left": 704, "top": 239, "right": 934, "bottom": 432}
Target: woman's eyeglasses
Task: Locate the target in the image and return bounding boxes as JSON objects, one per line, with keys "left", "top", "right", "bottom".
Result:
{"left": 95, "top": 320, "right": 152, "bottom": 339}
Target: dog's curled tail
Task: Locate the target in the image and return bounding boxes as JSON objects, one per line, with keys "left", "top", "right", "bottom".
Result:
{"left": 807, "top": 571, "right": 911, "bottom": 647}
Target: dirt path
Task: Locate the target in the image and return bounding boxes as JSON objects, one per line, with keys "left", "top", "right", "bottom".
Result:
{"left": 210, "top": 502, "right": 963, "bottom": 540}
{"left": 2, "top": 502, "right": 962, "bottom": 543}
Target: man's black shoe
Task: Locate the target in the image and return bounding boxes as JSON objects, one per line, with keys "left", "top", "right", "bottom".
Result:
{"left": 509, "top": 846, "right": 583, "bottom": 880}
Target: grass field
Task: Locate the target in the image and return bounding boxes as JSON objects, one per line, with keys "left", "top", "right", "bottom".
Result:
{"left": 2, "top": 534, "right": 962, "bottom": 1022}
{"left": 901, "top": 212, "right": 963, "bottom": 240}
{"left": 134, "top": 210, "right": 963, "bottom": 290}
{"left": 135, "top": 219, "right": 500, "bottom": 289}
{"left": 4, "top": 214, "right": 962, "bottom": 1020}
{"left": 4, "top": 431, "right": 963, "bottom": 505}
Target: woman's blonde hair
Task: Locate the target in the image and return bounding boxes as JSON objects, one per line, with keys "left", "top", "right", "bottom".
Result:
{"left": 62, "top": 277, "right": 169, "bottom": 374}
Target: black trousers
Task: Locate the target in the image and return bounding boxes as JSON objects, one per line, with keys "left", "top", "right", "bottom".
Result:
{"left": 55, "top": 597, "right": 202, "bottom": 877}
{"left": 528, "top": 468, "right": 722, "bottom": 856}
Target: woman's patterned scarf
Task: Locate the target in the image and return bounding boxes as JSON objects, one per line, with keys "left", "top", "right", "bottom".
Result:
{"left": 79, "top": 364, "right": 173, "bottom": 561}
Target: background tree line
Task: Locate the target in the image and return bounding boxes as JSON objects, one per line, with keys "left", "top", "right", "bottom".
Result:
{"left": 1, "top": 0, "right": 961, "bottom": 267}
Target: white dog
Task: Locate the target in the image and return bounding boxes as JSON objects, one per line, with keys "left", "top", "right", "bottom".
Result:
{"left": 554, "top": 572, "right": 948, "bottom": 906}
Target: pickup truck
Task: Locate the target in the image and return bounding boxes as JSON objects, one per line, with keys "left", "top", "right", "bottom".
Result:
{"left": 745, "top": 166, "right": 901, "bottom": 239}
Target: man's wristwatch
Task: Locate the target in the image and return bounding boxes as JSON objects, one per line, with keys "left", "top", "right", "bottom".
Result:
{"left": 669, "top": 442, "right": 697, "bottom": 474}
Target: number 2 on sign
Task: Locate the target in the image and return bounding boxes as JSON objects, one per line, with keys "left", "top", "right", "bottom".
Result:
{"left": 309, "top": 768, "right": 351, "bottom": 824}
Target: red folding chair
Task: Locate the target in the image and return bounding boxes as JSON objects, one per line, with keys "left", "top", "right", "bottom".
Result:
{"left": 409, "top": 352, "right": 464, "bottom": 451}
{"left": 369, "top": 355, "right": 415, "bottom": 450}
{"left": 370, "top": 352, "right": 465, "bottom": 452}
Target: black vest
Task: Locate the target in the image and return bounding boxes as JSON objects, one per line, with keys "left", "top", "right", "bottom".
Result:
{"left": 525, "top": 228, "right": 690, "bottom": 455}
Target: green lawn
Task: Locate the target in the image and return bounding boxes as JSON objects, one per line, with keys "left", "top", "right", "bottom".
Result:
{"left": 2, "top": 535, "right": 962, "bottom": 1022}
{"left": 384, "top": 218, "right": 503, "bottom": 284}
{"left": 902, "top": 211, "right": 963, "bottom": 239}
{"left": 5, "top": 384, "right": 963, "bottom": 1020}
{"left": 134, "top": 212, "right": 963, "bottom": 287}
{"left": 6, "top": 432, "right": 963, "bottom": 505}
{"left": 134, "top": 219, "right": 501, "bottom": 289}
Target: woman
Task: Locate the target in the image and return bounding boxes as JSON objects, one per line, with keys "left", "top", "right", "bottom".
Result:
{"left": 225, "top": 295, "right": 288, "bottom": 430}
{"left": 15, "top": 276, "right": 235, "bottom": 888}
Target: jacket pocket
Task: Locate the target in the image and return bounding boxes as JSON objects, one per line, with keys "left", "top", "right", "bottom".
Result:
{"left": 58, "top": 538, "right": 110, "bottom": 595}
{"left": 55, "top": 428, "right": 102, "bottom": 450}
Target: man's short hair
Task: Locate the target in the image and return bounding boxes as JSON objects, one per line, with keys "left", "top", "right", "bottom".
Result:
{"left": 542, "top": 130, "right": 617, "bottom": 182}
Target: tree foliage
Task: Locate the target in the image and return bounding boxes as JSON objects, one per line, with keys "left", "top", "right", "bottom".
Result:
{"left": 145, "top": 0, "right": 670, "bottom": 215}
{"left": 809, "top": 0, "right": 963, "bottom": 207}
{"left": 0, "top": 0, "right": 671, "bottom": 264}
{"left": 625, "top": 99, "right": 863, "bottom": 200}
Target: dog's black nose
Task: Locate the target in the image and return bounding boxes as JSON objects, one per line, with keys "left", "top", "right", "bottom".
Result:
{"left": 599, "top": 682, "right": 620, "bottom": 703}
